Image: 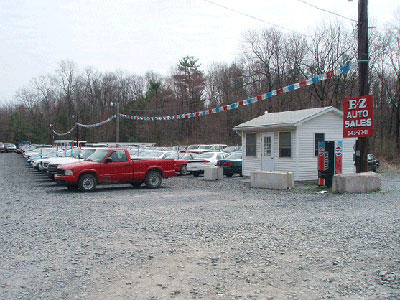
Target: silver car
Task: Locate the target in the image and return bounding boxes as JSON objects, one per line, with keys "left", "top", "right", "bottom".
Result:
{"left": 187, "top": 152, "right": 228, "bottom": 177}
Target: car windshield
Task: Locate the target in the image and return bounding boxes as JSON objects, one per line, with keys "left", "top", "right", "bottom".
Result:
{"left": 199, "top": 145, "right": 212, "bottom": 149}
{"left": 227, "top": 152, "right": 242, "bottom": 160}
{"left": 85, "top": 149, "right": 109, "bottom": 162}
{"left": 40, "top": 148, "right": 54, "bottom": 154}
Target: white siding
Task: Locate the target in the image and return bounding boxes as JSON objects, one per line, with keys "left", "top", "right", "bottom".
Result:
{"left": 296, "top": 111, "right": 356, "bottom": 181}
{"left": 240, "top": 110, "right": 356, "bottom": 181}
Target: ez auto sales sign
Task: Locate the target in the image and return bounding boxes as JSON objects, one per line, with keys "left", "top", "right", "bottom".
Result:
{"left": 343, "top": 95, "right": 373, "bottom": 138}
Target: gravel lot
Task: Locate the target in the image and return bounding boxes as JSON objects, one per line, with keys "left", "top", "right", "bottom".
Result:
{"left": 1, "top": 153, "right": 399, "bottom": 299}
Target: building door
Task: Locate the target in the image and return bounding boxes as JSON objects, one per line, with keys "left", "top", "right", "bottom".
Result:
{"left": 261, "top": 133, "right": 274, "bottom": 171}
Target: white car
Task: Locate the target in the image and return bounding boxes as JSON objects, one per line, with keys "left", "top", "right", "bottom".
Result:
{"left": 187, "top": 152, "right": 228, "bottom": 177}
{"left": 46, "top": 148, "right": 98, "bottom": 180}
{"left": 31, "top": 150, "right": 61, "bottom": 169}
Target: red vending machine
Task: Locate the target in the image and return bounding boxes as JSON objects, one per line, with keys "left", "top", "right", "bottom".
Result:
{"left": 334, "top": 141, "right": 343, "bottom": 175}
{"left": 318, "top": 140, "right": 343, "bottom": 188}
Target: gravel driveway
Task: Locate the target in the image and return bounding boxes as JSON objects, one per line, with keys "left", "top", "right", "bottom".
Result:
{"left": 1, "top": 153, "right": 399, "bottom": 299}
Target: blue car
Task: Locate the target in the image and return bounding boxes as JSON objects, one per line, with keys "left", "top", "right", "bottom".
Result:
{"left": 217, "top": 152, "right": 243, "bottom": 177}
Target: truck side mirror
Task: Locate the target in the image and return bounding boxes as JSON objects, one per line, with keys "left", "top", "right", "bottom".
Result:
{"left": 104, "top": 157, "right": 112, "bottom": 163}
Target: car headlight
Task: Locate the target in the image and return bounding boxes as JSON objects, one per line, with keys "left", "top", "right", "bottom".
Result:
{"left": 65, "top": 169, "right": 74, "bottom": 176}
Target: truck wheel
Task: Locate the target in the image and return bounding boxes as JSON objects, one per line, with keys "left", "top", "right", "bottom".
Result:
{"left": 180, "top": 164, "right": 188, "bottom": 176}
{"left": 145, "top": 170, "right": 162, "bottom": 189}
{"left": 131, "top": 180, "right": 144, "bottom": 188}
{"left": 78, "top": 174, "right": 97, "bottom": 192}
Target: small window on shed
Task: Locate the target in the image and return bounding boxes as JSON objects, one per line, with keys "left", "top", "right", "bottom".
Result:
{"left": 279, "top": 132, "right": 291, "bottom": 158}
{"left": 315, "top": 133, "right": 325, "bottom": 156}
{"left": 246, "top": 133, "right": 256, "bottom": 157}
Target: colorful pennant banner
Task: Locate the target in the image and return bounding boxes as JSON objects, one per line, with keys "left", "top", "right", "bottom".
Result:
{"left": 51, "top": 64, "right": 352, "bottom": 135}
{"left": 120, "top": 65, "right": 351, "bottom": 121}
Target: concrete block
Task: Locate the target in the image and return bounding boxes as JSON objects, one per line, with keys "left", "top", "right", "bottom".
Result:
{"left": 332, "top": 172, "right": 381, "bottom": 193}
{"left": 250, "top": 171, "right": 294, "bottom": 190}
{"left": 204, "top": 167, "right": 223, "bottom": 180}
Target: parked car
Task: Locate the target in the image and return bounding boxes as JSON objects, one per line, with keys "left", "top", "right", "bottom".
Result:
{"left": 217, "top": 151, "right": 243, "bottom": 177}
{"left": 187, "top": 152, "right": 228, "bottom": 177}
{"left": 210, "top": 144, "right": 228, "bottom": 151}
{"left": 368, "top": 154, "right": 379, "bottom": 172}
{"left": 223, "top": 145, "right": 242, "bottom": 153}
{"left": 185, "top": 144, "right": 213, "bottom": 154}
{"left": 4, "top": 143, "right": 17, "bottom": 152}
{"left": 55, "top": 148, "right": 176, "bottom": 191}
{"left": 0, "top": 143, "right": 5, "bottom": 153}
{"left": 162, "top": 152, "right": 197, "bottom": 175}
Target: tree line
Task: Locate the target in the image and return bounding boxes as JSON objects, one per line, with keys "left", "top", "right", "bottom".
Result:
{"left": 0, "top": 21, "right": 399, "bottom": 160}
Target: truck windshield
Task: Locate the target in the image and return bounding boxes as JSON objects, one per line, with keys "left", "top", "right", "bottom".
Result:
{"left": 85, "top": 149, "right": 110, "bottom": 162}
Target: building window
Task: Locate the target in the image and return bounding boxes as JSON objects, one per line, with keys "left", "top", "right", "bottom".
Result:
{"left": 315, "top": 133, "right": 325, "bottom": 156}
{"left": 279, "top": 132, "right": 291, "bottom": 157}
{"left": 246, "top": 133, "right": 256, "bottom": 156}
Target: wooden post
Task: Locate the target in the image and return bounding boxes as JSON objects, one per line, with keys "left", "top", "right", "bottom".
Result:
{"left": 356, "top": 0, "right": 369, "bottom": 173}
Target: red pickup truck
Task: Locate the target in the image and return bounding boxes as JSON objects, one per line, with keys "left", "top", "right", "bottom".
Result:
{"left": 55, "top": 148, "right": 176, "bottom": 191}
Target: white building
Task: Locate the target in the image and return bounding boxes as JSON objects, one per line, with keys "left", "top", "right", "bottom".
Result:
{"left": 233, "top": 106, "right": 356, "bottom": 181}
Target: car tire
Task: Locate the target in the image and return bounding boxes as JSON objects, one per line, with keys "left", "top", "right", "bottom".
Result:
{"left": 131, "top": 180, "right": 144, "bottom": 188}
{"left": 145, "top": 170, "right": 162, "bottom": 189}
{"left": 193, "top": 171, "right": 200, "bottom": 177}
{"left": 180, "top": 164, "right": 188, "bottom": 176}
{"left": 78, "top": 174, "right": 97, "bottom": 192}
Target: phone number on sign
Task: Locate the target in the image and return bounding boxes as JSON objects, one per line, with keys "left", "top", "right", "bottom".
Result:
{"left": 346, "top": 129, "right": 369, "bottom": 136}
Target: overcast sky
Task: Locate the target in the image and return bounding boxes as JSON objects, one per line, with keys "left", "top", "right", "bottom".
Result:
{"left": 0, "top": 0, "right": 398, "bottom": 105}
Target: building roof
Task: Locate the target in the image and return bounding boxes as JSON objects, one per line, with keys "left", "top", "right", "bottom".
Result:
{"left": 233, "top": 106, "right": 343, "bottom": 131}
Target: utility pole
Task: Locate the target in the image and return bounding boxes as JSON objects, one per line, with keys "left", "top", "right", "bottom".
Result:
{"left": 116, "top": 102, "right": 120, "bottom": 144}
{"left": 356, "top": 0, "right": 369, "bottom": 172}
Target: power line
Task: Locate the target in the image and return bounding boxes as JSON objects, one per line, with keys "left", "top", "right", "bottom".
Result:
{"left": 294, "top": 0, "right": 357, "bottom": 23}
{"left": 199, "top": 0, "right": 309, "bottom": 36}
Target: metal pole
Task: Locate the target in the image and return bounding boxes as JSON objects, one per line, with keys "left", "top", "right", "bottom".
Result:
{"left": 116, "top": 102, "right": 120, "bottom": 143}
{"left": 356, "top": 0, "right": 369, "bottom": 172}
{"left": 76, "top": 114, "right": 79, "bottom": 148}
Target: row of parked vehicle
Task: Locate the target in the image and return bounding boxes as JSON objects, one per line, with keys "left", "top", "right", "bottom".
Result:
{"left": 17, "top": 143, "right": 243, "bottom": 192}
{"left": 0, "top": 142, "right": 17, "bottom": 152}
